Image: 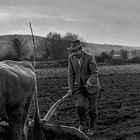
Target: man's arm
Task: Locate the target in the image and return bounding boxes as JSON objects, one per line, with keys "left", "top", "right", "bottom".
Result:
{"left": 86, "top": 55, "right": 101, "bottom": 89}
{"left": 68, "top": 55, "right": 75, "bottom": 93}
{"left": 89, "top": 55, "right": 98, "bottom": 76}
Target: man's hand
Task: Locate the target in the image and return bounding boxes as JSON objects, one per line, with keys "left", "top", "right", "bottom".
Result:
{"left": 86, "top": 81, "right": 92, "bottom": 88}
{"left": 68, "top": 89, "right": 74, "bottom": 95}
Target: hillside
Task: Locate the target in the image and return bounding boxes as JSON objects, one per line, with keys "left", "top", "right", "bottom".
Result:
{"left": 0, "top": 34, "right": 45, "bottom": 58}
{"left": 83, "top": 43, "right": 140, "bottom": 56}
{"left": 0, "top": 34, "right": 140, "bottom": 58}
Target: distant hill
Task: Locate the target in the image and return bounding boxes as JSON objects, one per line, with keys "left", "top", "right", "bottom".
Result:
{"left": 0, "top": 34, "right": 45, "bottom": 58}
{"left": 83, "top": 43, "right": 140, "bottom": 56}
{"left": 0, "top": 34, "right": 140, "bottom": 58}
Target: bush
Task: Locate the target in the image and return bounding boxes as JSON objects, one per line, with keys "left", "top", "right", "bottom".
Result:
{"left": 108, "top": 59, "right": 125, "bottom": 65}
{"left": 127, "top": 57, "right": 140, "bottom": 64}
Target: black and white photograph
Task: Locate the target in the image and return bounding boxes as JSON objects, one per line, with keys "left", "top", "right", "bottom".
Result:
{"left": 0, "top": 0, "right": 140, "bottom": 139}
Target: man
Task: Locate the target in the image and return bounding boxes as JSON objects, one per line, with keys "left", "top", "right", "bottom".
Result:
{"left": 67, "top": 40, "right": 101, "bottom": 135}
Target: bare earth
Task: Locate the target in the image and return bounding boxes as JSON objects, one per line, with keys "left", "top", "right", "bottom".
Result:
{"left": 29, "top": 64, "right": 140, "bottom": 140}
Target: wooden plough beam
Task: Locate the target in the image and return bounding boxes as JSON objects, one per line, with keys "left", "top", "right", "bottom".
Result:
{"left": 40, "top": 91, "right": 89, "bottom": 140}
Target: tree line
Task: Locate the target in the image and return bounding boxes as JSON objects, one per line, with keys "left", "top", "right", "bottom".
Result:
{"left": 1, "top": 32, "right": 140, "bottom": 65}
{"left": 96, "top": 49, "right": 140, "bottom": 65}
{"left": 1, "top": 32, "right": 83, "bottom": 61}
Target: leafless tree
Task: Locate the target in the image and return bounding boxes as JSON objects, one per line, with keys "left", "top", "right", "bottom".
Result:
{"left": 37, "top": 38, "right": 51, "bottom": 59}
{"left": 46, "top": 32, "right": 62, "bottom": 59}
{"left": 63, "top": 32, "right": 83, "bottom": 41}
{"left": 8, "top": 35, "right": 30, "bottom": 61}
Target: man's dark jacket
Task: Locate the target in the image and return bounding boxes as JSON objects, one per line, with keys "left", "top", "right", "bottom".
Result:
{"left": 68, "top": 51, "right": 100, "bottom": 93}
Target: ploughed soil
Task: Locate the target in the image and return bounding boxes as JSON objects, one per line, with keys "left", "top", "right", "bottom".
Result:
{"left": 29, "top": 68, "right": 140, "bottom": 140}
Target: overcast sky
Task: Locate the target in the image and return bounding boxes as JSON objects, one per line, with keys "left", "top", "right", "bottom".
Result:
{"left": 0, "top": 0, "right": 140, "bottom": 46}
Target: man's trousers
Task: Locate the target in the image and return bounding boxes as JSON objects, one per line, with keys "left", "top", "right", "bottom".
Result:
{"left": 75, "top": 87, "right": 98, "bottom": 129}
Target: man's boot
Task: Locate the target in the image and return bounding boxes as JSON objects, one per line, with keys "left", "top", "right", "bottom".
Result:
{"left": 87, "top": 111, "right": 97, "bottom": 135}
{"left": 77, "top": 106, "right": 86, "bottom": 132}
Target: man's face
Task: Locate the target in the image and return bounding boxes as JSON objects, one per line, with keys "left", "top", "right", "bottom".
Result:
{"left": 72, "top": 48, "right": 82, "bottom": 58}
